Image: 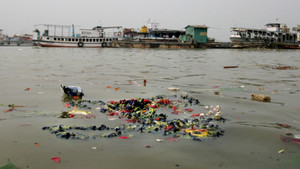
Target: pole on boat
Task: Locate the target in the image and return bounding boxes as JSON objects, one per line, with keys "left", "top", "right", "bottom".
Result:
{"left": 72, "top": 24, "right": 75, "bottom": 37}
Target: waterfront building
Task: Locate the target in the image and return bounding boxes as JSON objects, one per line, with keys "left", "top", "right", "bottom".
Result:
{"left": 179, "top": 25, "right": 208, "bottom": 44}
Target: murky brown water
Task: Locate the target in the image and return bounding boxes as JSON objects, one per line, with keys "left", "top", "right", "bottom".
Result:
{"left": 0, "top": 46, "right": 300, "bottom": 169}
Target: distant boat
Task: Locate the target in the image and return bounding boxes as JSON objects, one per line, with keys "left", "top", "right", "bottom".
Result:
{"left": 230, "top": 23, "right": 299, "bottom": 44}
{"left": 33, "top": 24, "right": 123, "bottom": 48}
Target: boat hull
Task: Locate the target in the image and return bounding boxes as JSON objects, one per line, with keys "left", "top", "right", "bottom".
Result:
{"left": 37, "top": 40, "right": 110, "bottom": 48}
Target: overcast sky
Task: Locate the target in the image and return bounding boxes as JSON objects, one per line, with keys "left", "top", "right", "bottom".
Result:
{"left": 1, "top": 0, "right": 299, "bottom": 41}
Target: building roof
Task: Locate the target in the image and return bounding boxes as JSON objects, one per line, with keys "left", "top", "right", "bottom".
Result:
{"left": 185, "top": 25, "right": 208, "bottom": 29}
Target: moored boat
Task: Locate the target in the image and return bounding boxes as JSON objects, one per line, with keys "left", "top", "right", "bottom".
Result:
{"left": 33, "top": 24, "right": 123, "bottom": 48}
{"left": 230, "top": 23, "right": 299, "bottom": 44}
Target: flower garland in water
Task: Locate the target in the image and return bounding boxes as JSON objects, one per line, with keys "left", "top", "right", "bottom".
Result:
{"left": 43, "top": 94, "right": 226, "bottom": 141}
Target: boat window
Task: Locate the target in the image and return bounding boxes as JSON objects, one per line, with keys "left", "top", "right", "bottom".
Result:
{"left": 54, "top": 38, "right": 57, "bottom": 40}
{"left": 96, "top": 39, "right": 99, "bottom": 42}
{"left": 72, "top": 38, "right": 75, "bottom": 41}
{"left": 47, "top": 37, "right": 49, "bottom": 40}
{"left": 68, "top": 38, "right": 71, "bottom": 41}
{"left": 90, "top": 39, "right": 92, "bottom": 42}
{"left": 100, "top": 39, "right": 102, "bottom": 42}
{"left": 76, "top": 39, "right": 78, "bottom": 42}
{"left": 83, "top": 39, "right": 85, "bottom": 42}
{"left": 58, "top": 38, "right": 60, "bottom": 41}
{"left": 93, "top": 39, "right": 96, "bottom": 42}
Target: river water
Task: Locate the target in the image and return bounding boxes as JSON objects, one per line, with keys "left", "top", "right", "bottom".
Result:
{"left": 0, "top": 46, "right": 300, "bottom": 169}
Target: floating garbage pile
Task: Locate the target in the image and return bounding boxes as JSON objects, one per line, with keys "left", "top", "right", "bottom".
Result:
{"left": 43, "top": 93, "right": 226, "bottom": 141}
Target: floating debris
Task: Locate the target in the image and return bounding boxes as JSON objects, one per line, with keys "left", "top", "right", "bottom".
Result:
{"left": 60, "top": 85, "right": 84, "bottom": 98}
{"left": 0, "top": 160, "right": 20, "bottom": 169}
{"left": 223, "top": 66, "right": 239, "bottom": 69}
{"left": 258, "top": 64, "right": 298, "bottom": 70}
{"left": 168, "top": 87, "right": 180, "bottom": 91}
{"left": 251, "top": 94, "right": 271, "bottom": 102}
{"left": 43, "top": 94, "right": 225, "bottom": 142}
{"left": 51, "top": 157, "right": 61, "bottom": 163}
{"left": 278, "top": 148, "right": 287, "bottom": 154}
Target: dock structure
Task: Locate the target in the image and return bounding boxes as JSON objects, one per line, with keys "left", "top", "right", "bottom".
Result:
{"left": 0, "top": 29, "right": 4, "bottom": 45}
{"left": 112, "top": 24, "right": 211, "bottom": 49}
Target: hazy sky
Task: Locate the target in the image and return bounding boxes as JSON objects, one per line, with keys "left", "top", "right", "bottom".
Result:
{"left": 1, "top": 0, "right": 299, "bottom": 41}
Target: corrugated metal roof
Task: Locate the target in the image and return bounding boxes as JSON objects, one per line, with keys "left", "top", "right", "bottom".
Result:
{"left": 186, "top": 25, "right": 208, "bottom": 28}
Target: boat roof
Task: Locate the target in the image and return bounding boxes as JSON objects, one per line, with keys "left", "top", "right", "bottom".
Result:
{"left": 185, "top": 25, "right": 208, "bottom": 29}
{"left": 230, "top": 27, "right": 266, "bottom": 32}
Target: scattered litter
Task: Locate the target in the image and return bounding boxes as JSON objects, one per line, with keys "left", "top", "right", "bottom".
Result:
{"left": 92, "top": 147, "right": 97, "bottom": 150}
{"left": 278, "top": 148, "right": 287, "bottom": 154}
{"left": 145, "top": 145, "right": 152, "bottom": 148}
{"left": 35, "top": 142, "right": 40, "bottom": 147}
{"left": 8, "top": 104, "right": 24, "bottom": 108}
{"left": 294, "top": 135, "right": 300, "bottom": 139}
{"left": 118, "top": 136, "right": 129, "bottom": 139}
{"left": 166, "top": 137, "right": 178, "bottom": 142}
{"left": 185, "top": 129, "right": 208, "bottom": 138}
{"left": 68, "top": 110, "right": 92, "bottom": 116}
{"left": 168, "top": 87, "right": 180, "bottom": 91}
{"left": 60, "top": 85, "right": 84, "bottom": 98}
{"left": 37, "top": 91, "right": 44, "bottom": 95}
{"left": 43, "top": 94, "right": 225, "bottom": 142}
{"left": 184, "top": 108, "right": 193, "bottom": 112}
{"left": 144, "top": 79, "right": 147, "bottom": 87}
{"left": 64, "top": 104, "right": 71, "bottom": 108}
{"left": 224, "top": 66, "right": 239, "bottom": 69}
{"left": 274, "top": 65, "right": 298, "bottom": 70}
{"left": 114, "top": 87, "right": 119, "bottom": 91}
{"left": 280, "top": 135, "right": 300, "bottom": 145}
{"left": 156, "top": 139, "right": 164, "bottom": 142}
{"left": 214, "top": 91, "right": 220, "bottom": 95}
{"left": 24, "top": 88, "right": 30, "bottom": 91}
{"left": 251, "top": 94, "right": 271, "bottom": 102}
{"left": 258, "top": 64, "right": 298, "bottom": 70}
{"left": 51, "top": 157, "right": 61, "bottom": 163}
{"left": 106, "top": 86, "right": 111, "bottom": 88}
{"left": 4, "top": 108, "right": 14, "bottom": 113}
{"left": 0, "top": 160, "right": 20, "bottom": 169}
{"left": 276, "top": 123, "right": 292, "bottom": 129}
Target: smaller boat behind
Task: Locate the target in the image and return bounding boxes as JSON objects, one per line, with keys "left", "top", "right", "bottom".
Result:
{"left": 60, "top": 85, "right": 84, "bottom": 98}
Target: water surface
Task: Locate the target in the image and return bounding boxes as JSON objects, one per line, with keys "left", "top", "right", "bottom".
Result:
{"left": 0, "top": 47, "right": 300, "bottom": 169}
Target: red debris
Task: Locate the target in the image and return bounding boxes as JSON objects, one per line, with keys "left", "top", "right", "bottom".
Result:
{"left": 184, "top": 108, "right": 193, "bottom": 112}
{"left": 64, "top": 104, "right": 71, "bottom": 108}
{"left": 191, "top": 113, "right": 200, "bottom": 117}
{"left": 4, "top": 108, "right": 14, "bottom": 113}
{"left": 107, "top": 112, "right": 119, "bottom": 116}
{"left": 166, "top": 137, "right": 178, "bottom": 142}
{"left": 51, "top": 157, "right": 61, "bottom": 163}
{"left": 118, "top": 136, "right": 129, "bottom": 139}
{"left": 165, "top": 125, "right": 174, "bottom": 131}
{"left": 171, "top": 111, "right": 179, "bottom": 115}
{"left": 157, "top": 99, "right": 171, "bottom": 105}
{"left": 126, "top": 119, "right": 137, "bottom": 123}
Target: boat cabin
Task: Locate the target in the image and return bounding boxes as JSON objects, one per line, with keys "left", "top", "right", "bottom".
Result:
{"left": 230, "top": 23, "right": 298, "bottom": 43}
